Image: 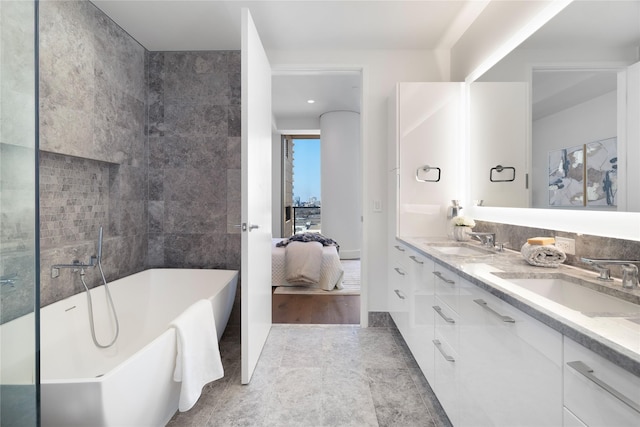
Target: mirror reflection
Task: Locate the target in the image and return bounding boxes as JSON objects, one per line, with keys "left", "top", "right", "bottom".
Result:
{"left": 470, "top": 0, "right": 640, "bottom": 212}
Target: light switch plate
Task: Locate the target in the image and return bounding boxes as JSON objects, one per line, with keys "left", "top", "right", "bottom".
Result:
{"left": 555, "top": 236, "right": 575, "bottom": 255}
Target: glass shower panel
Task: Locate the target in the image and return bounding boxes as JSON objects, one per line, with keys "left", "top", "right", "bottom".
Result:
{"left": 0, "top": 1, "right": 39, "bottom": 426}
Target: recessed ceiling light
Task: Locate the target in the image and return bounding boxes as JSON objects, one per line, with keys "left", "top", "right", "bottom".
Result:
{"left": 307, "top": 99, "right": 315, "bottom": 104}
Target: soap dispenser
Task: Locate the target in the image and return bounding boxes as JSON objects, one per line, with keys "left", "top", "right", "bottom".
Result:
{"left": 446, "top": 200, "right": 462, "bottom": 239}
{"left": 447, "top": 200, "right": 462, "bottom": 220}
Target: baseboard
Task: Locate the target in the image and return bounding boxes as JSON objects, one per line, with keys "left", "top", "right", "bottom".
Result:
{"left": 339, "top": 249, "right": 360, "bottom": 260}
{"left": 368, "top": 312, "right": 395, "bottom": 327}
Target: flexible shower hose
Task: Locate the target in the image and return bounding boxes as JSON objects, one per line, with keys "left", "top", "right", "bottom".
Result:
{"left": 79, "top": 259, "right": 120, "bottom": 348}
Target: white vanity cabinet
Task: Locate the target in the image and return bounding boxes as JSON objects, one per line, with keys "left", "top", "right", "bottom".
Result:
{"left": 408, "top": 252, "right": 435, "bottom": 380}
{"left": 406, "top": 257, "right": 564, "bottom": 427}
{"left": 431, "top": 263, "right": 464, "bottom": 426}
{"left": 388, "top": 243, "right": 410, "bottom": 338}
{"left": 563, "top": 337, "right": 640, "bottom": 427}
{"left": 389, "top": 244, "right": 436, "bottom": 378}
{"left": 459, "top": 282, "right": 563, "bottom": 427}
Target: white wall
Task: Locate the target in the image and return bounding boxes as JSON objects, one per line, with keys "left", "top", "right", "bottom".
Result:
{"left": 268, "top": 49, "right": 446, "bottom": 312}
{"left": 532, "top": 91, "right": 616, "bottom": 209}
{"left": 470, "top": 82, "right": 529, "bottom": 208}
{"left": 626, "top": 62, "right": 640, "bottom": 212}
{"left": 320, "top": 111, "right": 361, "bottom": 259}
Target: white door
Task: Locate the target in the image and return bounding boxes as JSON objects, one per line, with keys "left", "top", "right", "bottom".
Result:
{"left": 620, "top": 61, "right": 640, "bottom": 212}
{"left": 241, "top": 8, "right": 273, "bottom": 384}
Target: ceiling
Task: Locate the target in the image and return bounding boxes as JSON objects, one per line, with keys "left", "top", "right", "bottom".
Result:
{"left": 91, "top": 1, "right": 474, "bottom": 52}
{"left": 90, "top": 0, "right": 484, "bottom": 131}
{"left": 520, "top": 0, "right": 640, "bottom": 50}
{"left": 532, "top": 70, "right": 617, "bottom": 121}
{"left": 272, "top": 71, "right": 362, "bottom": 133}
{"left": 91, "top": 1, "right": 639, "bottom": 130}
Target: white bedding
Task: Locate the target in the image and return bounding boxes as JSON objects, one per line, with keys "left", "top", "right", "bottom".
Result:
{"left": 272, "top": 238, "right": 344, "bottom": 291}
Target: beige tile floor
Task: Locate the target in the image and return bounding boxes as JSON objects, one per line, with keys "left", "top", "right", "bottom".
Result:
{"left": 167, "top": 324, "right": 451, "bottom": 427}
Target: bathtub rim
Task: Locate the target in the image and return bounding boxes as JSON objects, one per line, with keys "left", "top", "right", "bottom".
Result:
{"left": 39, "top": 267, "right": 238, "bottom": 385}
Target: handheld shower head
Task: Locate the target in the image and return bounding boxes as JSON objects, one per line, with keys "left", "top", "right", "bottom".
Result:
{"left": 97, "top": 226, "right": 103, "bottom": 262}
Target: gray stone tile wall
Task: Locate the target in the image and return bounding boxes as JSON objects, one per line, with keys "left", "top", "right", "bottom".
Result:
{"left": 39, "top": 152, "right": 110, "bottom": 249}
{"left": 146, "top": 51, "right": 241, "bottom": 271}
{"left": 39, "top": 0, "right": 146, "bottom": 164}
{"left": 38, "top": 0, "right": 147, "bottom": 307}
{"left": 30, "top": 1, "right": 239, "bottom": 313}
{"left": 474, "top": 220, "right": 640, "bottom": 278}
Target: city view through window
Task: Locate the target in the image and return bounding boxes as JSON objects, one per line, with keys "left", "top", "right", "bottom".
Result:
{"left": 292, "top": 138, "right": 321, "bottom": 234}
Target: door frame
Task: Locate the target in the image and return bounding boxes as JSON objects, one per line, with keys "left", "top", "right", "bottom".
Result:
{"left": 271, "top": 65, "right": 369, "bottom": 326}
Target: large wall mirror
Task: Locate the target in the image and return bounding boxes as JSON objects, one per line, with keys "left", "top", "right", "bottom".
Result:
{"left": 469, "top": 0, "right": 640, "bottom": 214}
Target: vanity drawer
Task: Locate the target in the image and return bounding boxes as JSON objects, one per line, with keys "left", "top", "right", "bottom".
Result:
{"left": 458, "top": 283, "right": 563, "bottom": 426}
{"left": 432, "top": 332, "right": 459, "bottom": 426}
{"left": 390, "top": 242, "right": 410, "bottom": 267}
{"left": 409, "top": 253, "right": 434, "bottom": 295}
{"left": 433, "top": 264, "right": 460, "bottom": 313}
{"left": 462, "top": 284, "right": 563, "bottom": 366}
{"left": 434, "top": 296, "right": 459, "bottom": 353}
{"left": 388, "top": 261, "right": 410, "bottom": 338}
{"left": 564, "top": 337, "right": 640, "bottom": 427}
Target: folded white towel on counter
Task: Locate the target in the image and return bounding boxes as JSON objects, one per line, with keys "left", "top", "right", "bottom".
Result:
{"left": 520, "top": 243, "right": 566, "bottom": 268}
{"left": 170, "top": 299, "right": 224, "bottom": 412}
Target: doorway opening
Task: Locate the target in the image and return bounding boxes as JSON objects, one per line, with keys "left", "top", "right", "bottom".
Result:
{"left": 273, "top": 132, "right": 360, "bottom": 324}
{"left": 271, "top": 67, "right": 363, "bottom": 325}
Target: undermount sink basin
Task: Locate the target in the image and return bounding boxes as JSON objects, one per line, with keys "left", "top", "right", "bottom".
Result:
{"left": 491, "top": 272, "right": 640, "bottom": 317}
{"left": 429, "top": 243, "right": 494, "bottom": 257}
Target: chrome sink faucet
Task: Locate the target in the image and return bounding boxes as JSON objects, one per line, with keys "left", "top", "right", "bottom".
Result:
{"left": 580, "top": 258, "right": 639, "bottom": 289}
{"left": 468, "top": 232, "right": 496, "bottom": 248}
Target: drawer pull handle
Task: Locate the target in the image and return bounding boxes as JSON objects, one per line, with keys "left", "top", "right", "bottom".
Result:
{"left": 474, "top": 299, "right": 515, "bottom": 323}
{"left": 567, "top": 361, "right": 640, "bottom": 414}
{"left": 409, "top": 255, "right": 424, "bottom": 265}
{"left": 433, "top": 305, "right": 455, "bottom": 323}
{"left": 394, "top": 267, "right": 406, "bottom": 276}
{"left": 433, "top": 271, "right": 455, "bottom": 284}
{"left": 433, "top": 339, "right": 455, "bottom": 362}
{"left": 394, "top": 245, "right": 405, "bottom": 252}
{"left": 394, "top": 289, "right": 406, "bottom": 300}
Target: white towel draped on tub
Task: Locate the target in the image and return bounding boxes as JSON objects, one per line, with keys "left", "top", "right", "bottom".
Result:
{"left": 169, "top": 299, "right": 224, "bottom": 412}
{"left": 520, "top": 243, "right": 566, "bottom": 268}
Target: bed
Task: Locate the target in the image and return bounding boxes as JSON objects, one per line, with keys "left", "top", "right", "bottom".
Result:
{"left": 272, "top": 237, "right": 344, "bottom": 291}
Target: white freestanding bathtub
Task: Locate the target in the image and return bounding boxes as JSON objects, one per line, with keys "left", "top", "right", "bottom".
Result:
{"left": 38, "top": 268, "right": 238, "bottom": 427}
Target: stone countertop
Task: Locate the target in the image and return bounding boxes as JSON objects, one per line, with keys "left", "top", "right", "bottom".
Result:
{"left": 398, "top": 236, "right": 640, "bottom": 377}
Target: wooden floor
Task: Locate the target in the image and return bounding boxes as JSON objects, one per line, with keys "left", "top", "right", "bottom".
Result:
{"left": 272, "top": 290, "right": 360, "bottom": 324}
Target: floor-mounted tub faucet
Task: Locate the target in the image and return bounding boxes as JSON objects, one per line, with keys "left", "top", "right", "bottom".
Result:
{"left": 51, "top": 256, "right": 97, "bottom": 279}
{"left": 580, "top": 258, "right": 639, "bottom": 289}
{"left": 0, "top": 273, "right": 17, "bottom": 287}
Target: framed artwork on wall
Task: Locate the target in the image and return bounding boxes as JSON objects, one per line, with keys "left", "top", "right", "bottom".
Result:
{"left": 548, "top": 144, "right": 584, "bottom": 206}
{"left": 548, "top": 137, "right": 617, "bottom": 208}
{"left": 586, "top": 137, "right": 617, "bottom": 207}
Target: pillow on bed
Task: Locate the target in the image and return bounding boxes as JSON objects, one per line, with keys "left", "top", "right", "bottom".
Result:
{"left": 284, "top": 241, "right": 323, "bottom": 286}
